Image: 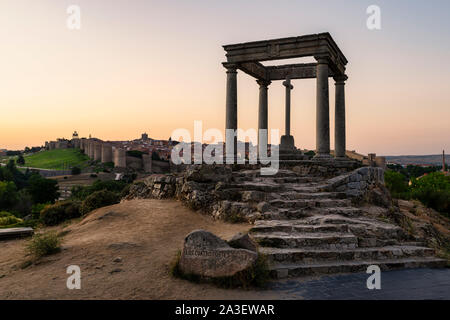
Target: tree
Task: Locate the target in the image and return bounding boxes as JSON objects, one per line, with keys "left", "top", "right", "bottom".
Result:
{"left": 410, "top": 172, "right": 450, "bottom": 214}
{"left": 0, "top": 181, "right": 19, "bottom": 210}
{"left": 17, "top": 155, "right": 25, "bottom": 165}
{"left": 27, "top": 174, "right": 59, "bottom": 204}
{"left": 384, "top": 170, "right": 409, "bottom": 195}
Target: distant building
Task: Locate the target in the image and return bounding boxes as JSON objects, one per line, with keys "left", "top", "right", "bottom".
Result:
{"left": 72, "top": 131, "right": 79, "bottom": 140}
{"left": 141, "top": 133, "right": 149, "bottom": 141}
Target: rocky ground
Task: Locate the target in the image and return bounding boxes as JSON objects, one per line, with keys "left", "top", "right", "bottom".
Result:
{"left": 0, "top": 196, "right": 448, "bottom": 299}
{"left": 0, "top": 199, "right": 277, "bottom": 299}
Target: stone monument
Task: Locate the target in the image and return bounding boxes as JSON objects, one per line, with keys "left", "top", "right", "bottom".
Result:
{"left": 222, "top": 33, "right": 348, "bottom": 161}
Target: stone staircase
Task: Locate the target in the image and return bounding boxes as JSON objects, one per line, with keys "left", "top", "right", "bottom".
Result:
{"left": 230, "top": 168, "right": 446, "bottom": 278}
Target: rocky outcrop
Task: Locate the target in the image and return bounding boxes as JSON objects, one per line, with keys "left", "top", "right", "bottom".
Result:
{"left": 124, "top": 163, "right": 447, "bottom": 278}
{"left": 179, "top": 230, "right": 257, "bottom": 278}
{"left": 228, "top": 232, "right": 258, "bottom": 252}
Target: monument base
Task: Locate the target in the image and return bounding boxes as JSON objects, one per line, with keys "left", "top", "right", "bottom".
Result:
{"left": 278, "top": 135, "right": 306, "bottom": 160}
{"left": 280, "top": 135, "right": 295, "bottom": 152}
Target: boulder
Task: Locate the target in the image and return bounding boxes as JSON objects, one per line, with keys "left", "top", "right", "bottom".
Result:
{"left": 179, "top": 230, "right": 257, "bottom": 278}
{"left": 227, "top": 232, "right": 258, "bottom": 252}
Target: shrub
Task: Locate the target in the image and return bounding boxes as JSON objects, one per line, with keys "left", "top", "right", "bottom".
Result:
{"left": 0, "top": 180, "right": 19, "bottom": 209}
{"left": 410, "top": 173, "right": 450, "bottom": 215}
{"left": 40, "top": 200, "right": 81, "bottom": 226}
{"left": 26, "top": 232, "right": 61, "bottom": 258}
{"left": 385, "top": 170, "right": 409, "bottom": 197}
{"left": 80, "top": 190, "right": 120, "bottom": 215}
{"left": 71, "top": 166, "right": 81, "bottom": 175}
{"left": 304, "top": 150, "right": 316, "bottom": 157}
{"left": 0, "top": 211, "right": 23, "bottom": 226}
{"left": 71, "top": 180, "right": 127, "bottom": 200}
{"left": 31, "top": 203, "right": 47, "bottom": 219}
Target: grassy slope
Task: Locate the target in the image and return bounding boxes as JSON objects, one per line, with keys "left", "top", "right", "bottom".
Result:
{"left": 24, "top": 149, "right": 89, "bottom": 170}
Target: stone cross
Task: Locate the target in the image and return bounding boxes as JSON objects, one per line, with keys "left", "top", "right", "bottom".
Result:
{"left": 282, "top": 76, "right": 294, "bottom": 136}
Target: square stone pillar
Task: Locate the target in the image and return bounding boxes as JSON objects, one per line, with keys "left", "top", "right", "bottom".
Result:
{"left": 314, "top": 57, "right": 331, "bottom": 159}
{"left": 334, "top": 75, "right": 348, "bottom": 159}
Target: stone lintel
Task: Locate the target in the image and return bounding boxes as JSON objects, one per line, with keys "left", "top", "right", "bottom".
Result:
{"left": 235, "top": 62, "right": 341, "bottom": 81}
{"left": 223, "top": 33, "right": 347, "bottom": 75}
{"left": 239, "top": 62, "right": 267, "bottom": 80}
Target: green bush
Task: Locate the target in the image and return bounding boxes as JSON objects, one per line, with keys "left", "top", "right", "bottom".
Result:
{"left": 410, "top": 172, "right": 450, "bottom": 215}
{"left": 26, "top": 232, "right": 61, "bottom": 258}
{"left": 0, "top": 211, "right": 23, "bottom": 226}
{"left": 31, "top": 203, "right": 48, "bottom": 219}
{"left": 40, "top": 200, "right": 81, "bottom": 226}
{"left": 385, "top": 170, "right": 409, "bottom": 197}
{"left": 71, "top": 180, "right": 127, "bottom": 200}
{"left": 80, "top": 190, "right": 120, "bottom": 215}
{"left": 0, "top": 180, "right": 19, "bottom": 209}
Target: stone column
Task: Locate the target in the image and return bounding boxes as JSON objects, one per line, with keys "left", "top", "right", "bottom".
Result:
{"left": 257, "top": 79, "right": 271, "bottom": 159}
{"left": 225, "top": 64, "right": 238, "bottom": 162}
{"left": 315, "top": 57, "right": 331, "bottom": 158}
{"left": 280, "top": 76, "right": 295, "bottom": 151}
{"left": 334, "top": 75, "right": 347, "bottom": 159}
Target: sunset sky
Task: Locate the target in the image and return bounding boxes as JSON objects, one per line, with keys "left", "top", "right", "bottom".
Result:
{"left": 1, "top": 0, "right": 449, "bottom": 155}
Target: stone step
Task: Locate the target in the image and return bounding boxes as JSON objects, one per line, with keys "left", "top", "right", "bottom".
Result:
{"left": 252, "top": 231, "right": 358, "bottom": 249}
{"left": 280, "top": 191, "right": 346, "bottom": 200}
{"left": 233, "top": 169, "right": 300, "bottom": 179}
{"left": 251, "top": 221, "right": 349, "bottom": 234}
{"left": 259, "top": 245, "right": 435, "bottom": 265}
{"left": 308, "top": 207, "right": 364, "bottom": 217}
{"left": 238, "top": 182, "right": 283, "bottom": 192}
{"left": 261, "top": 210, "right": 314, "bottom": 220}
{"left": 269, "top": 199, "right": 352, "bottom": 209}
{"left": 271, "top": 176, "right": 323, "bottom": 184}
{"left": 269, "top": 257, "right": 448, "bottom": 279}
{"left": 268, "top": 207, "right": 363, "bottom": 220}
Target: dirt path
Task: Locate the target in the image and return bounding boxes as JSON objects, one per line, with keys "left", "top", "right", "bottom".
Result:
{"left": 0, "top": 199, "right": 278, "bottom": 299}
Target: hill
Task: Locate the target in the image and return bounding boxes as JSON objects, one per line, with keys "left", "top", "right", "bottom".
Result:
{"left": 385, "top": 154, "right": 445, "bottom": 166}
{"left": 0, "top": 199, "right": 267, "bottom": 299}
{"left": 24, "top": 149, "right": 89, "bottom": 170}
